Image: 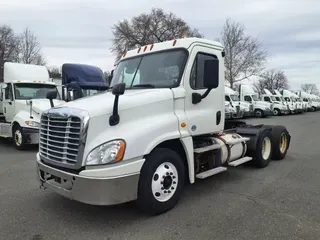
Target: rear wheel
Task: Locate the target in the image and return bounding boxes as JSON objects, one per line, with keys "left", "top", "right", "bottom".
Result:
{"left": 136, "top": 148, "right": 185, "bottom": 215}
{"left": 269, "top": 126, "right": 290, "bottom": 160}
{"left": 251, "top": 130, "right": 272, "bottom": 168}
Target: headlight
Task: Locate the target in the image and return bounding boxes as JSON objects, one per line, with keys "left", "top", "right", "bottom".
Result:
{"left": 86, "top": 140, "right": 126, "bottom": 166}
{"left": 25, "top": 121, "right": 40, "bottom": 128}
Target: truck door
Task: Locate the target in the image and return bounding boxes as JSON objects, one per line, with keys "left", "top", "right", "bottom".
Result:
{"left": 184, "top": 45, "right": 224, "bottom": 135}
{"left": 2, "top": 83, "right": 15, "bottom": 122}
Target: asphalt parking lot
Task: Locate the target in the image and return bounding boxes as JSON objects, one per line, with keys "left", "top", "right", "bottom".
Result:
{"left": 1, "top": 112, "right": 320, "bottom": 240}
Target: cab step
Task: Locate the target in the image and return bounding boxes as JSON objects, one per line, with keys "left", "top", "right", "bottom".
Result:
{"left": 194, "top": 143, "right": 221, "bottom": 153}
{"left": 196, "top": 166, "right": 227, "bottom": 179}
{"left": 228, "top": 156, "right": 252, "bottom": 167}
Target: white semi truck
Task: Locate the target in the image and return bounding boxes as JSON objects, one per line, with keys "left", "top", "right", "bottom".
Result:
{"left": 239, "top": 84, "right": 273, "bottom": 118}
{"left": 36, "top": 37, "right": 291, "bottom": 215}
{"left": 260, "top": 89, "right": 289, "bottom": 116}
{"left": 0, "top": 62, "right": 64, "bottom": 149}
{"left": 281, "top": 89, "right": 298, "bottom": 114}
{"left": 224, "top": 86, "right": 253, "bottom": 118}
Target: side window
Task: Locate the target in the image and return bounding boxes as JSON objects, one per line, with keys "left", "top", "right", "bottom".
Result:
{"left": 244, "top": 96, "right": 252, "bottom": 102}
{"left": 225, "top": 95, "right": 231, "bottom": 102}
{"left": 264, "top": 96, "right": 270, "bottom": 102}
{"left": 190, "top": 52, "right": 218, "bottom": 90}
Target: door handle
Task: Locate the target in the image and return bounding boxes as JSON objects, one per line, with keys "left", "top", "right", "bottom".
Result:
{"left": 8, "top": 102, "right": 12, "bottom": 105}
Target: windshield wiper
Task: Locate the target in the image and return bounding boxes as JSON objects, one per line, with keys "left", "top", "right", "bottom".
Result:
{"left": 131, "top": 84, "right": 156, "bottom": 88}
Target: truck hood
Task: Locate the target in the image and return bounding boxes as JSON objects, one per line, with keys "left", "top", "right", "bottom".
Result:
{"left": 32, "top": 99, "right": 66, "bottom": 114}
{"left": 54, "top": 89, "right": 174, "bottom": 118}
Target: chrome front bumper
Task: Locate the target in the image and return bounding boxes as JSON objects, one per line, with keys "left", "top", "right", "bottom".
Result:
{"left": 37, "top": 155, "right": 142, "bottom": 206}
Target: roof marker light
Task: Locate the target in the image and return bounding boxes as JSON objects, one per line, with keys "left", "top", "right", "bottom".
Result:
{"left": 173, "top": 39, "right": 177, "bottom": 46}
{"left": 143, "top": 45, "right": 148, "bottom": 52}
{"left": 150, "top": 44, "right": 154, "bottom": 50}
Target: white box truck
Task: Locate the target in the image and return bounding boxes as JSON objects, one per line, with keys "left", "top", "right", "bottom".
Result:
{"left": 36, "top": 37, "right": 291, "bottom": 215}
{"left": 0, "top": 62, "right": 65, "bottom": 149}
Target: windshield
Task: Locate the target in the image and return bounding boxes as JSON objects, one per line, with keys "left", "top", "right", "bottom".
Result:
{"left": 284, "top": 97, "right": 291, "bottom": 102}
{"left": 270, "top": 96, "right": 276, "bottom": 101}
{"left": 230, "top": 95, "right": 240, "bottom": 101}
{"left": 14, "top": 83, "right": 61, "bottom": 100}
{"left": 110, "top": 49, "right": 187, "bottom": 89}
{"left": 275, "top": 96, "right": 281, "bottom": 101}
{"left": 252, "top": 95, "right": 259, "bottom": 101}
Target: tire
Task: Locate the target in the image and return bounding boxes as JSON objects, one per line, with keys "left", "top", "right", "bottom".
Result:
{"left": 311, "top": 107, "right": 316, "bottom": 112}
{"left": 254, "top": 109, "right": 264, "bottom": 118}
{"left": 251, "top": 129, "right": 272, "bottom": 168}
{"left": 12, "top": 124, "right": 27, "bottom": 150}
{"left": 269, "top": 126, "right": 290, "bottom": 160}
{"left": 136, "top": 148, "right": 185, "bottom": 215}
{"left": 273, "top": 108, "right": 280, "bottom": 116}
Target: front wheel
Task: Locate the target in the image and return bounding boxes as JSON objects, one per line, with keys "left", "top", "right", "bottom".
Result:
{"left": 136, "top": 148, "right": 185, "bottom": 215}
{"left": 254, "top": 109, "right": 264, "bottom": 118}
{"left": 12, "top": 125, "right": 27, "bottom": 150}
{"left": 273, "top": 108, "right": 281, "bottom": 116}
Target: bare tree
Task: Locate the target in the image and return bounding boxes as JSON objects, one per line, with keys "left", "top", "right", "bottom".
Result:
{"left": 0, "top": 25, "right": 21, "bottom": 81}
{"left": 218, "top": 18, "right": 267, "bottom": 88}
{"left": 19, "top": 27, "right": 46, "bottom": 65}
{"left": 48, "top": 67, "right": 61, "bottom": 78}
{"left": 111, "top": 8, "right": 203, "bottom": 60}
{"left": 253, "top": 68, "right": 289, "bottom": 95}
{"left": 301, "top": 84, "right": 319, "bottom": 95}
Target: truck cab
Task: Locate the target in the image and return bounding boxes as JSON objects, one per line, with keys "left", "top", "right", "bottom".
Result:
{"left": 239, "top": 84, "right": 272, "bottom": 118}
{"left": 260, "top": 89, "right": 289, "bottom": 116}
{"left": 309, "top": 94, "right": 320, "bottom": 110}
{"left": 224, "top": 86, "right": 253, "bottom": 118}
{"left": 290, "top": 92, "right": 304, "bottom": 113}
{"left": 36, "top": 37, "right": 291, "bottom": 215}
{"left": 61, "top": 63, "right": 109, "bottom": 102}
{"left": 0, "top": 62, "right": 65, "bottom": 149}
{"left": 281, "top": 89, "right": 297, "bottom": 114}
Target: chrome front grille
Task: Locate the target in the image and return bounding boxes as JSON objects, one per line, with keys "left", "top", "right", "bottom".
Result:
{"left": 40, "top": 114, "right": 81, "bottom": 165}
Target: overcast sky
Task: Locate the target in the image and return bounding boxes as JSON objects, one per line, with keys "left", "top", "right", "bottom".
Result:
{"left": 0, "top": 0, "right": 319, "bottom": 90}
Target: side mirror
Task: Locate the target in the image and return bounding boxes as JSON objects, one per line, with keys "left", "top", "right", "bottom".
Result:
{"left": 9, "top": 94, "right": 14, "bottom": 101}
{"left": 192, "top": 59, "right": 219, "bottom": 104}
{"left": 112, "top": 83, "right": 125, "bottom": 95}
{"left": 109, "top": 83, "right": 126, "bottom": 126}
{"left": 46, "top": 90, "right": 57, "bottom": 108}
{"left": 203, "top": 59, "right": 219, "bottom": 89}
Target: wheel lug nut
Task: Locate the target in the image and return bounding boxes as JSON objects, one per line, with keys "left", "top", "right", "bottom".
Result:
{"left": 166, "top": 172, "right": 169, "bottom": 175}
{"left": 161, "top": 187, "right": 164, "bottom": 190}
{"left": 161, "top": 181, "right": 163, "bottom": 184}
{"left": 173, "top": 176, "right": 176, "bottom": 179}
{"left": 168, "top": 190, "right": 171, "bottom": 193}
{"left": 173, "top": 181, "right": 176, "bottom": 184}
{"left": 171, "top": 187, "right": 174, "bottom": 190}
{"left": 164, "top": 190, "right": 167, "bottom": 193}
{"left": 170, "top": 172, "right": 173, "bottom": 175}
